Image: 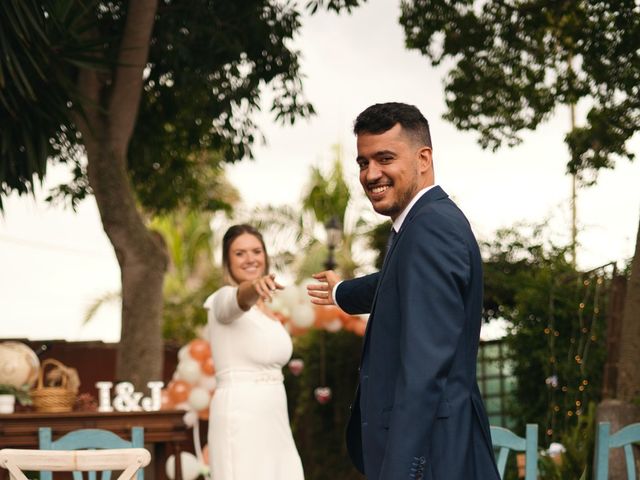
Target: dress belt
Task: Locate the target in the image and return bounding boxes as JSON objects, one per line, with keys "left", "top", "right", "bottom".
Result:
{"left": 215, "top": 369, "right": 284, "bottom": 387}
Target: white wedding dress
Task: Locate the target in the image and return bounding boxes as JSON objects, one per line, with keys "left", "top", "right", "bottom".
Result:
{"left": 204, "top": 286, "right": 304, "bottom": 480}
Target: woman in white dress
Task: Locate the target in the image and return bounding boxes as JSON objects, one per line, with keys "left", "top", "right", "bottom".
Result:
{"left": 204, "top": 224, "right": 304, "bottom": 480}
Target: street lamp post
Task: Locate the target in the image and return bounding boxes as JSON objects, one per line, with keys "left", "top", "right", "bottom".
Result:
{"left": 324, "top": 216, "right": 342, "bottom": 271}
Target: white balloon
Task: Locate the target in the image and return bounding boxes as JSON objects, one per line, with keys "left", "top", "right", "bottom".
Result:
{"left": 177, "top": 358, "right": 202, "bottom": 384}
{"left": 188, "top": 387, "right": 211, "bottom": 411}
{"left": 177, "top": 345, "right": 191, "bottom": 362}
{"left": 291, "top": 303, "right": 315, "bottom": 328}
{"left": 269, "top": 295, "right": 287, "bottom": 314}
{"left": 325, "top": 318, "right": 343, "bottom": 333}
{"left": 278, "top": 286, "right": 301, "bottom": 311}
{"left": 182, "top": 410, "right": 198, "bottom": 428}
{"left": 165, "top": 452, "right": 202, "bottom": 480}
{"left": 198, "top": 375, "right": 217, "bottom": 392}
{"left": 297, "top": 278, "right": 316, "bottom": 301}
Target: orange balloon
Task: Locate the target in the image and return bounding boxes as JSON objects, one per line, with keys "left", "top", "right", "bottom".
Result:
{"left": 340, "top": 310, "right": 357, "bottom": 322}
{"left": 352, "top": 321, "right": 367, "bottom": 336}
{"left": 273, "top": 312, "right": 288, "bottom": 325}
{"left": 189, "top": 339, "right": 211, "bottom": 362}
{"left": 343, "top": 316, "right": 357, "bottom": 329}
{"left": 314, "top": 305, "right": 341, "bottom": 324}
{"left": 160, "top": 389, "right": 174, "bottom": 410}
{"left": 198, "top": 407, "right": 209, "bottom": 420}
{"left": 168, "top": 380, "right": 191, "bottom": 404}
{"left": 201, "top": 357, "right": 215, "bottom": 376}
{"left": 288, "top": 323, "right": 309, "bottom": 337}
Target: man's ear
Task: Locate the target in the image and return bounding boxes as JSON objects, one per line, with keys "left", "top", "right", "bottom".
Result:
{"left": 417, "top": 146, "right": 433, "bottom": 175}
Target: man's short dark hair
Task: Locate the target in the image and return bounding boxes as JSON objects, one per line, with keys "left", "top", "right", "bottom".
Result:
{"left": 353, "top": 102, "right": 432, "bottom": 148}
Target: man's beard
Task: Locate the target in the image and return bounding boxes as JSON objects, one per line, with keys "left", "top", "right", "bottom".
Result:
{"left": 370, "top": 181, "right": 419, "bottom": 219}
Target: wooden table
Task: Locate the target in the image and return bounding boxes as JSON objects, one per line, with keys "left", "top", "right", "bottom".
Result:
{"left": 0, "top": 410, "right": 190, "bottom": 480}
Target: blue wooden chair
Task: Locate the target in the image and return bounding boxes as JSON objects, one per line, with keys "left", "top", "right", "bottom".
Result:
{"left": 39, "top": 427, "right": 144, "bottom": 480}
{"left": 490, "top": 424, "right": 538, "bottom": 480}
{"left": 594, "top": 421, "right": 640, "bottom": 480}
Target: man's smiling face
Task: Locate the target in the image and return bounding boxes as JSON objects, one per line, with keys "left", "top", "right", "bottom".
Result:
{"left": 356, "top": 123, "right": 431, "bottom": 220}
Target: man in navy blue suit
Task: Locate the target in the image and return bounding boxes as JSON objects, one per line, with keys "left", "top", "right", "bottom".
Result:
{"left": 308, "top": 103, "right": 500, "bottom": 480}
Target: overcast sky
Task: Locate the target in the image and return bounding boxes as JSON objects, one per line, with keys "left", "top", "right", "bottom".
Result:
{"left": 1, "top": 1, "right": 639, "bottom": 343}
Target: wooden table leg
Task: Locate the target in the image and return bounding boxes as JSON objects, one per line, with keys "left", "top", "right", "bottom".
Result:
{"left": 173, "top": 442, "right": 183, "bottom": 480}
{"left": 154, "top": 441, "right": 166, "bottom": 480}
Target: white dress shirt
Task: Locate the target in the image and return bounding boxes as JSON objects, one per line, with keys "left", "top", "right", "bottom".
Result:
{"left": 332, "top": 184, "right": 438, "bottom": 306}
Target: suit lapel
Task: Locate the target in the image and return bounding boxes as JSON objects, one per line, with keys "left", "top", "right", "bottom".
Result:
{"left": 360, "top": 186, "right": 449, "bottom": 353}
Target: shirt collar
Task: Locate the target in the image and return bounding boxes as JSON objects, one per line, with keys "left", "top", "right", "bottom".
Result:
{"left": 392, "top": 184, "right": 437, "bottom": 233}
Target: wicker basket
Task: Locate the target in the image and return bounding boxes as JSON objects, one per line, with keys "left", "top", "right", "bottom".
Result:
{"left": 30, "top": 358, "right": 76, "bottom": 413}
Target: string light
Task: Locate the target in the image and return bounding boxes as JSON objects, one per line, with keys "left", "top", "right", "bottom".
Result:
{"left": 540, "top": 264, "right": 611, "bottom": 441}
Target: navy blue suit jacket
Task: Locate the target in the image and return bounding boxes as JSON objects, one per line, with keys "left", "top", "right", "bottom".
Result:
{"left": 338, "top": 186, "right": 500, "bottom": 480}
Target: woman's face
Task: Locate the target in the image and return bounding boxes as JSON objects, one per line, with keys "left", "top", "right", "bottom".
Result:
{"left": 228, "top": 233, "right": 267, "bottom": 284}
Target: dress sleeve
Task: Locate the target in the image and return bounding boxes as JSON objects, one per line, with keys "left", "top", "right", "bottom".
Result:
{"left": 203, "top": 286, "right": 245, "bottom": 325}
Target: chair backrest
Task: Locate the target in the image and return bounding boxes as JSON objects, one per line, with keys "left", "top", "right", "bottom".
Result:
{"left": 594, "top": 421, "right": 640, "bottom": 480}
{"left": 39, "top": 427, "right": 144, "bottom": 480}
{"left": 0, "top": 448, "right": 150, "bottom": 480}
{"left": 490, "top": 424, "right": 538, "bottom": 480}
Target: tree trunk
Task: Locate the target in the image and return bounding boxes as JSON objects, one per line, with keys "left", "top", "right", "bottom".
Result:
{"left": 596, "top": 399, "right": 640, "bottom": 480}
{"left": 601, "top": 274, "right": 627, "bottom": 398}
{"left": 617, "top": 216, "right": 640, "bottom": 401}
{"left": 75, "top": 0, "right": 165, "bottom": 388}
{"left": 596, "top": 217, "right": 640, "bottom": 480}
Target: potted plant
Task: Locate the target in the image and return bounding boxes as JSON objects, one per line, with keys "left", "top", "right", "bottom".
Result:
{"left": 0, "top": 384, "right": 31, "bottom": 414}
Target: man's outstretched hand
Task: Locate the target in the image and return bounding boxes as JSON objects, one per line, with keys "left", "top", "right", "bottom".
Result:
{"left": 307, "top": 270, "right": 342, "bottom": 306}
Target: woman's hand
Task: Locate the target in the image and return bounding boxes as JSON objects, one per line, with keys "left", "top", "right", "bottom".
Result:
{"left": 238, "top": 273, "right": 284, "bottom": 310}
{"left": 251, "top": 273, "right": 284, "bottom": 303}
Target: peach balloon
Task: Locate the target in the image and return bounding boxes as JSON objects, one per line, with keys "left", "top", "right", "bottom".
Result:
{"left": 201, "top": 357, "right": 215, "bottom": 376}
{"left": 272, "top": 311, "right": 289, "bottom": 325}
{"left": 198, "top": 407, "right": 209, "bottom": 420}
{"left": 288, "top": 323, "right": 309, "bottom": 337}
{"left": 168, "top": 380, "right": 191, "bottom": 404}
{"left": 188, "top": 339, "right": 211, "bottom": 362}
{"left": 201, "top": 444, "right": 210, "bottom": 466}
{"left": 342, "top": 317, "right": 360, "bottom": 332}
{"left": 314, "top": 305, "right": 341, "bottom": 326}
{"left": 160, "top": 389, "right": 174, "bottom": 410}
{"left": 352, "top": 321, "right": 367, "bottom": 337}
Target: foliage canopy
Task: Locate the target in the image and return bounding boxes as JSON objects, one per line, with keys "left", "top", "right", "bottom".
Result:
{"left": 1, "top": 0, "right": 366, "bottom": 212}
{"left": 400, "top": 0, "right": 639, "bottom": 181}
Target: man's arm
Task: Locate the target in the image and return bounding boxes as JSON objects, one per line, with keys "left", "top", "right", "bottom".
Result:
{"left": 307, "top": 271, "right": 380, "bottom": 315}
